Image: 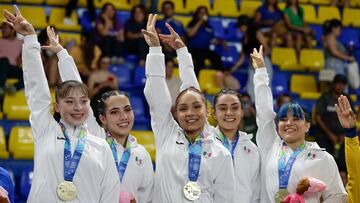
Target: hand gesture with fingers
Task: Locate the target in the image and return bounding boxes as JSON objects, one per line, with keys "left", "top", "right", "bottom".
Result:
{"left": 158, "top": 23, "right": 185, "bottom": 50}
{"left": 2, "top": 5, "right": 35, "bottom": 36}
{"left": 335, "top": 95, "right": 356, "bottom": 129}
{"left": 41, "top": 26, "right": 64, "bottom": 54}
{"left": 250, "top": 45, "right": 265, "bottom": 69}
{"left": 142, "top": 13, "right": 160, "bottom": 47}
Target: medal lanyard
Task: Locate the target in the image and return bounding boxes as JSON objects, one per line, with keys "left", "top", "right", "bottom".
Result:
{"left": 60, "top": 122, "right": 86, "bottom": 182}
{"left": 106, "top": 132, "right": 131, "bottom": 182}
{"left": 219, "top": 132, "right": 239, "bottom": 162}
{"left": 188, "top": 133, "right": 203, "bottom": 182}
{"left": 278, "top": 142, "right": 305, "bottom": 189}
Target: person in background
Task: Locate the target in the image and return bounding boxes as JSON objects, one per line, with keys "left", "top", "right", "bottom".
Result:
{"left": 64, "top": 0, "right": 95, "bottom": 26}
{"left": 156, "top": 1, "right": 186, "bottom": 58}
{"left": 315, "top": 74, "right": 353, "bottom": 186}
{"left": 70, "top": 31, "right": 102, "bottom": 82}
{"left": 0, "top": 167, "right": 14, "bottom": 203}
{"left": 186, "top": 6, "right": 225, "bottom": 76}
{"left": 276, "top": 93, "right": 293, "bottom": 111}
{"left": 124, "top": 4, "right": 148, "bottom": 67}
{"left": 0, "top": 22, "right": 23, "bottom": 97}
{"left": 283, "top": 0, "right": 314, "bottom": 55}
{"left": 164, "top": 57, "right": 181, "bottom": 106}
{"left": 96, "top": 2, "right": 124, "bottom": 64}
{"left": 240, "top": 93, "right": 258, "bottom": 141}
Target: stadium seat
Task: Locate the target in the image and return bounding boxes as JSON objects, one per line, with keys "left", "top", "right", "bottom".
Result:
{"left": 133, "top": 66, "right": 146, "bottom": 87}
{"left": 0, "top": 0, "right": 12, "bottom": 2}
{"left": 95, "top": 0, "right": 134, "bottom": 10}
{"left": 49, "top": 8, "right": 81, "bottom": 31}
{"left": 343, "top": 8, "right": 360, "bottom": 27}
{"left": 130, "top": 131, "right": 156, "bottom": 162}
{"left": 240, "top": 1, "right": 262, "bottom": 17}
{"left": 231, "top": 70, "right": 248, "bottom": 92}
{"left": 350, "top": 0, "right": 360, "bottom": 7}
{"left": 20, "top": 168, "right": 33, "bottom": 198}
{"left": 16, "top": 0, "right": 44, "bottom": 4}
{"left": 45, "top": 0, "right": 68, "bottom": 6}
{"left": 59, "top": 32, "right": 81, "bottom": 46}
{"left": 310, "top": 0, "right": 332, "bottom": 5}
{"left": 225, "top": 21, "right": 240, "bottom": 42}
{"left": 109, "top": 64, "right": 134, "bottom": 90}
{"left": 0, "top": 5, "right": 12, "bottom": 23}
{"left": 271, "top": 72, "right": 289, "bottom": 98}
{"left": 198, "top": 69, "right": 222, "bottom": 95}
{"left": 173, "top": 67, "right": 179, "bottom": 78}
{"left": 309, "top": 24, "right": 323, "bottom": 47}
{"left": 271, "top": 47, "right": 300, "bottom": 71}
{"left": 0, "top": 127, "right": 9, "bottom": 159}
{"left": 185, "top": 0, "right": 212, "bottom": 14}
{"left": 158, "top": 0, "right": 185, "bottom": 14}
{"left": 208, "top": 19, "right": 225, "bottom": 39}
{"left": 339, "top": 28, "right": 360, "bottom": 49}
{"left": 215, "top": 44, "right": 239, "bottom": 68}
{"left": 302, "top": 5, "right": 317, "bottom": 24}
{"left": 173, "top": 15, "right": 192, "bottom": 27}
{"left": 9, "top": 126, "right": 34, "bottom": 160}
{"left": 290, "top": 74, "right": 318, "bottom": 97}
{"left": 19, "top": 6, "right": 47, "bottom": 29}
{"left": 211, "top": 0, "right": 239, "bottom": 17}
{"left": 316, "top": 6, "right": 341, "bottom": 25}
{"left": 299, "top": 49, "right": 324, "bottom": 72}
{"left": 3, "top": 90, "right": 30, "bottom": 120}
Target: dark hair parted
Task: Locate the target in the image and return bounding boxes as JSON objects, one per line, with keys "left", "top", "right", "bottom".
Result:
{"left": 276, "top": 102, "right": 310, "bottom": 123}
{"left": 97, "top": 90, "right": 130, "bottom": 116}
{"left": 175, "top": 87, "right": 207, "bottom": 109}
{"left": 55, "top": 80, "right": 88, "bottom": 102}
{"left": 323, "top": 19, "right": 342, "bottom": 35}
{"left": 213, "top": 88, "right": 242, "bottom": 111}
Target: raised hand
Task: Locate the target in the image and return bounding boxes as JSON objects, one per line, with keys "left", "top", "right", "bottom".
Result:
{"left": 41, "top": 26, "right": 64, "bottom": 54}
{"left": 250, "top": 45, "right": 265, "bottom": 69}
{"left": 335, "top": 95, "right": 356, "bottom": 129}
{"left": 158, "top": 23, "right": 185, "bottom": 50}
{"left": 2, "top": 5, "right": 35, "bottom": 36}
{"left": 141, "top": 13, "right": 160, "bottom": 47}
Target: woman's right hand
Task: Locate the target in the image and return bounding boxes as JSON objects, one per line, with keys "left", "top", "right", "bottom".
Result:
{"left": 250, "top": 45, "right": 265, "bottom": 69}
{"left": 2, "top": 5, "right": 35, "bottom": 36}
{"left": 335, "top": 95, "right": 356, "bottom": 129}
{"left": 41, "top": 26, "right": 64, "bottom": 54}
{"left": 158, "top": 23, "right": 185, "bottom": 50}
{"left": 142, "top": 13, "right": 160, "bottom": 47}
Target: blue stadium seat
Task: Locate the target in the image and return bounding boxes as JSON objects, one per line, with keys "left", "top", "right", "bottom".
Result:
{"left": 309, "top": 25, "right": 323, "bottom": 48}
{"left": 133, "top": 66, "right": 146, "bottom": 87}
{"left": 79, "top": 10, "right": 95, "bottom": 32}
{"left": 108, "top": 64, "right": 134, "bottom": 90}
{"left": 209, "top": 18, "right": 225, "bottom": 39}
{"left": 225, "top": 21, "right": 242, "bottom": 42}
{"left": 20, "top": 168, "right": 33, "bottom": 199}
{"left": 271, "top": 72, "right": 289, "bottom": 98}
{"left": 293, "top": 98, "right": 316, "bottom": 116}
{"left": 231, "top": 70, "right": 248, "bottom": 92}
{"left": 129, "top": 96, "right": 150, "bottom": 127}
{"left": 339, "top": 28, "right": 360, "bottom": 49}
{"left": 215, "top": 44, "right": 239, "bottom": 68}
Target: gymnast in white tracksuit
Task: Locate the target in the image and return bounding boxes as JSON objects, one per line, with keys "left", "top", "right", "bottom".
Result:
{"left": 143, "top": 14, "right": 235, "bottom": 203}
{"left": 3, "top": 7, "right": 120, "bottom": 203}
{"left": 251, "top": 46, "right": 347, "bottom": 203}
{"left": 158, "top": 24, "right": 261, "bottom": 202}
{"left": 46, "top": 28, "right": 154, "bottom": 202}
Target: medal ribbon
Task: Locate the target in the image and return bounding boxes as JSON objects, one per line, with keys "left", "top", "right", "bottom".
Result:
{"left": 278, "top": 142, "right": 305, "bottom": 189}
{"left": 188, "top": 133, "right": 204, "bottom": 182}
{"left": 219, "top": 132, "right": 239, "bottom": 161}
{"left": 60, "top": 122, "right": 87, "bottom": 182}
{"left": 106, "top": 132, "right": 131, "bottom": 182}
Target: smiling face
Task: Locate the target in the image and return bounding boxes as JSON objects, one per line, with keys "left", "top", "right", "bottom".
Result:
{"left": 175, "top": 90, "right": 207, "bottom": 136}
{"left": 100, "top": 95, "right": 134, "bottom": 137}
{"left": 277, "top": 104, "right": 310, "bottom": 145}
{"left": 55, "top": 88, "right": 90, "bottom": 127}
{"left": 214, "top": 94, "right": 243, "bottom": 132}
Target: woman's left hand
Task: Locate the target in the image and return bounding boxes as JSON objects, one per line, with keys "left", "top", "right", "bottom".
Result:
{"left": 158, "top": 23, "right": 185, "bottom": 50}
{"left": 41, "top": 26, "right": 64, "bottom": 54}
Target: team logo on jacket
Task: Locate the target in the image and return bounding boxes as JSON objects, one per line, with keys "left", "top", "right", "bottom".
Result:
{"left": 135, "top": 156, "right": 143, "bottom": 166}
{"left": 203, "top": 151, "right": 212, "bottom": 159}
{"left": 243, "top": 146, "right": 251, "bottom": 154}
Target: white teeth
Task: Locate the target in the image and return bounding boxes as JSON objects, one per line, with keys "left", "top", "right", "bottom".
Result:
{"left": 118, "top": 123, "right": 129, "bottom": 127}
{"left": 285, "top": 128, "right": 295, "bottom": 132}
{"left": 224, "top": 118, "right": 235, "bottom": 122}
{"left": 187, "top": 119, "right": 197, "bottom": 123}
{"left": 71, "top": 114, "right": 83, "bottom": 119}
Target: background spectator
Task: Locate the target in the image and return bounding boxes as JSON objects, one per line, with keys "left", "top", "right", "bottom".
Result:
{"left": 64, "top": 0, "right": 95, "bottom": 25}
{"left": 240, "top": 93, "right": 257, "bottom": 142}
{"left": 124, "top": 4, "right": 148, "bottom": 67}
{"left": 0, "top": 22, "right": 23, "bottom": 98}
{"left": 70, "top": 31, "right": 102, "bottom": 82}
{"left": 96, "top": 2, "right": 124, "bottom": 63}
{"left": 186, "top": 6, "right": 224, "bottom": 76}
{"left": 164, "top": 57, "right": 181, "bottom": 106}
{"left": 276, "top": 93, "right": 293, "bottom": 111}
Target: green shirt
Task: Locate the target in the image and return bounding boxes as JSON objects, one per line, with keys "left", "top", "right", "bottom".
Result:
{"left": 284, "top": 7, "right": 304, "bottom": 27}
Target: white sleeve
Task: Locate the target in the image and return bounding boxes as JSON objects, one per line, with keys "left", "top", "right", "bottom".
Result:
{"left": 176, "top": 47, "right": 200, "bottom": 91}
{"left": 143, "top": 47, "right": 178, "bottom": 148}
{"left": 99, "top": 143, "right": 121, "bottom": 202}
{"left": 23, "top": 35, "right": 53, "bottom": 142}
{"left": 322, "top": 154, "right": 348, "bottom": 202}
{"left": 137, "top": 151, "right": 154, "bottom": 203}
{"left": 213, "top": 153, "right": 235, "bottom": 203}
{"left": 251, "top": 147, "right": 261, "bottom": 203}
{"left": 57, "top": 49, "right": 105, "bottom": 138}
{"left": 254, "top": 68, "right": 279, "bottom": 154}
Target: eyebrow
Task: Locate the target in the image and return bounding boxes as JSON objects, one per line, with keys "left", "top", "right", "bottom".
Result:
{"left": 109, "top": 105, "right": 131, "bottom": 111}
{"left": 217, "top": 103, "right": 240, "bottom": 107}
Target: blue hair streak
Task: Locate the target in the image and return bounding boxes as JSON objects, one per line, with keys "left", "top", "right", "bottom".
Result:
{"left": 277, "top": 103, "right": 305, "bottom": 121}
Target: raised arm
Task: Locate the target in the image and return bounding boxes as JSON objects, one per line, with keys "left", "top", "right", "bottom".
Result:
{"left": 3, "top": 6, "right": 53, "bottom": 141}
{"left": 143, "top": 14, "right": 177, "bottom": 147}
{"left": 335, "top": 95, "right": 359, "bottom": 203}
{"left": 42, "top": 27, "right": 105, "bottom": 138}
{"left": 159, "top": 23, "right": 200, "bottom": 91}
{"left": 251, "top": 46, "right": 279, "bottom": 154}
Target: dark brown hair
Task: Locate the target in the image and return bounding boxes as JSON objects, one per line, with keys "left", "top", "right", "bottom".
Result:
{"left": 174, "top": 87, "right": 207, "bottom": 109}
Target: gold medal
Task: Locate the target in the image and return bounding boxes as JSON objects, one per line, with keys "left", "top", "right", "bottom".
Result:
{"left": 183, "top": 181, "right": 201, "bottom": 201}
{"left": 274, "top": 188, "right": 289, "bottom": 203}
{"left": 57, "top": 181, "right": 77, "bottom": 201}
